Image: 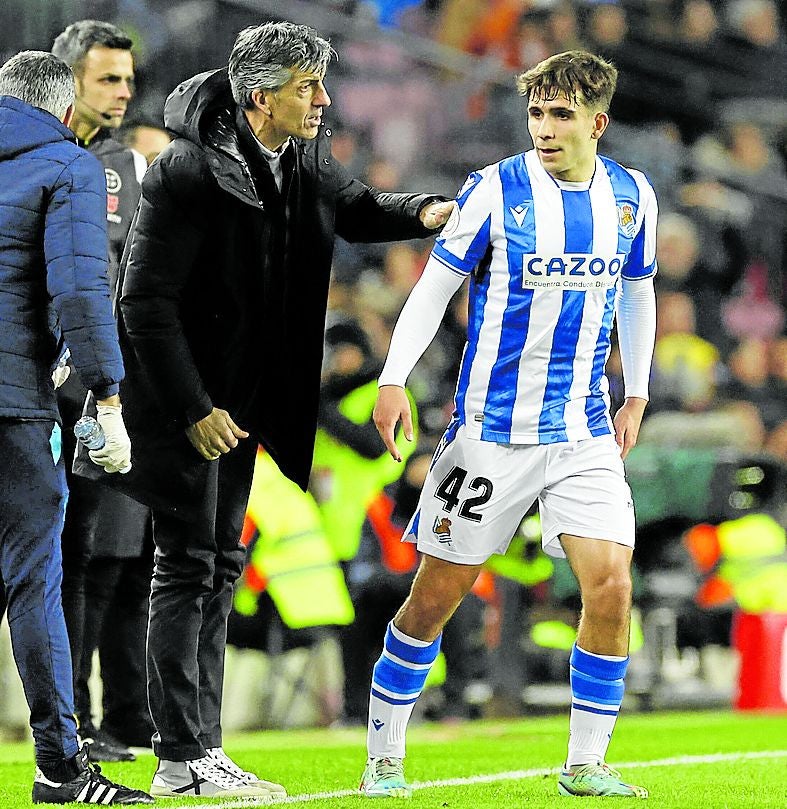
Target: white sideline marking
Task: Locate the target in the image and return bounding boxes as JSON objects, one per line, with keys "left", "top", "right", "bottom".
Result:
{"left": 186, "top": 749, "right": 787, "bottom": 807}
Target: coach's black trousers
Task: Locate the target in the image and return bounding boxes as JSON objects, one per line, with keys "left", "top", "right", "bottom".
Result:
{"left": 146, "top": 439, "right": 256, "bottom": 761}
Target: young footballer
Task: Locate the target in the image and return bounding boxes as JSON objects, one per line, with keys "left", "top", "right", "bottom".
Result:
{"left": 361, "top": 50, "right": 656, "bottom": 800}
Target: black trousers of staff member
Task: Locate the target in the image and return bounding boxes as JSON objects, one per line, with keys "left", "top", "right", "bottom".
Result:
{"left": 147, "top": 437, "right": 257, "bottom": 761}
{"left": 75, "top": 527, "right": 155, "bottom": 746}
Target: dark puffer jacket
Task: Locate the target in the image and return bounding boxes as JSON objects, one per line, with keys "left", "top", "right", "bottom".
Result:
{"left": 0, "top": 96, "right": 123, "bottom": 420}
{"left": 77, "top": 68, "right": 442, "bottom": 513}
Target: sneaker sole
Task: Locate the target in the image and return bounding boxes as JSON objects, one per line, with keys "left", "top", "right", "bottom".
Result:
{"left": 361, "top": 786, "right": 413, "bottom": 799}
{"left": 558, "top": 780, "right": 648, "bottom": 798}
{"left": 150, "top": 784, "right": 273, "bottom": 799}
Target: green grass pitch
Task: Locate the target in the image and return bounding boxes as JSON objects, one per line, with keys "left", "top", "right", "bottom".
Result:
{"left": 0, "top": 711, "right": 784, "bottom": 807}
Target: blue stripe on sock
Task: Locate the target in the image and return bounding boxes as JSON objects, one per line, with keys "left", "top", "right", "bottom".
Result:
{"left": 570, "top": 668, "right": 625, "bottom": 704}
{"left": 371, "top": 688, "right": 420, "bottom": 706}
{"left": 571, "top": 702, "right": 620, "bottom": 717}
{"left": 373, "top": 653, "right": 430, "bottom": 695}
{"left": 384, "top": 623, "right": 442, "bottom": 666}
{"left": 571, "top": 643, "right": 629, "bottom": 681}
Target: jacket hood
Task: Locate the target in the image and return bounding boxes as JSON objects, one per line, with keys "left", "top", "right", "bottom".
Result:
{"left": 0, "top": 96, "right": 74, "bottom": 159}
{"left": 163, "top": 68, "right": 234, "bottom": 146}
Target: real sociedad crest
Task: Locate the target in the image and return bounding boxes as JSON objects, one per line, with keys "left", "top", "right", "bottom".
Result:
{"left": 617, "top": 203, "right": 636, "bottom": 238}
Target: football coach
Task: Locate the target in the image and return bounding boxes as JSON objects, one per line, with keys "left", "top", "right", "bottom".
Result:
{"left": 76, "top": 20, "right": 454, "bottom": 799}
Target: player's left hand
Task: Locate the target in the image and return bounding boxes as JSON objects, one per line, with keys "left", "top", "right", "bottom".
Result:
{"left": 613, "top": 397, "right": 647, "bottom": 460}
{"left": 420, "top": 200, "right": 457, "bottom": 230}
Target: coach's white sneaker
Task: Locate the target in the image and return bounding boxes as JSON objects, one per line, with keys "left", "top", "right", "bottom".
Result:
{"left": 207, "top": 746, "right": 287, "bottom": 797}
{"left": 150, "top": 756, "right": 273, "bottom": 798}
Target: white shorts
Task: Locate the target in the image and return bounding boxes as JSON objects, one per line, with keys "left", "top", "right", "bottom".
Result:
{"left": 405, "top": 424, "right": 635, "bottom": 564}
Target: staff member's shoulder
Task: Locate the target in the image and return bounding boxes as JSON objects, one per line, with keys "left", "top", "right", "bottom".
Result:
{"left": 49, "top": 145, "right": 108, "bottom": 218}
{"left": 54, "top": 141, "right": 106, "bottom": 187}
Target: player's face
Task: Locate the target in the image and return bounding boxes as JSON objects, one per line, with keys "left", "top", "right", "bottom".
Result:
{"left": 527, "top": 91, "right": 607, "bottom": 182}
{"left": 263, "top": 67, "right": 331, "bottom": 145}
{"left": 75, "top": 46, "right": 135, "bottom": 130}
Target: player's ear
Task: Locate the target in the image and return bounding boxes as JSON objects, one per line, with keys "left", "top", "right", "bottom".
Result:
{"left": 591, "top": 111, "right": 609, "bottom": 140}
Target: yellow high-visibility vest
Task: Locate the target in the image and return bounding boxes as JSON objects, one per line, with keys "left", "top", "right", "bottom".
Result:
{"left": 235, "top": 451, "right": 355, "bottom": 629}
{"left": 312, "top": 381, "right": 418, "bottom": 560}
{"left": 716, "top": 513, "right": 787, "bottom": 613}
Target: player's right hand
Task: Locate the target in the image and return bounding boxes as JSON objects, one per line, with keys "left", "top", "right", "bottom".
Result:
{"left": 186, "top": 407, "right": 249, "bottom": 460}
{"left": 373, "top": 385, "right": 413, "bottom": 462}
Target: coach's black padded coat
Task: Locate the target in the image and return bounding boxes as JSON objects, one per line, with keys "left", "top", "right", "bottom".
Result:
{"left": 75, "top": 68, "right": 442, "bottom": 516}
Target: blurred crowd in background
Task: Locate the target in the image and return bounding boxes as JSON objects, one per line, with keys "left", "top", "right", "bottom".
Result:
{"left": 1, "top": 0, "right": 785, "bottom": 731}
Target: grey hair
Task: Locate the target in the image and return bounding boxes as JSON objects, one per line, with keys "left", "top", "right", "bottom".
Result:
{"left": 0, "top": 51, "right": 74, "bottom": 119}
{"left": 228, "top": 22, "right": 335, "bottom": 109}
{"left": 52, "top": 19, "right": 133, "bottom": 77}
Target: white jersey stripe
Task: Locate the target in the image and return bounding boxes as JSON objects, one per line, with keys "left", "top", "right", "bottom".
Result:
{"left": 538, "top": 183, "right": 591, "bottom": 440}
{"left": 458, "top": 164, "right": 508, "bottom": 434}
{"left": 484, "top": 153, "right": 541, "bottom": 441}
{"left": 508, "top": 152, "right": 564, "bottom": 441}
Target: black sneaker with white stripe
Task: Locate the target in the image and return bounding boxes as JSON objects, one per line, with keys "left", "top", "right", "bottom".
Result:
{"left": 32, "top": 745, "right": 153, "bottom": 804}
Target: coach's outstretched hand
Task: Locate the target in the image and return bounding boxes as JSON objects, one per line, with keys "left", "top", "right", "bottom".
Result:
{"left": 419, "top": 200, "right": 457, "bottom": 230}
{"left": 373, "top": 385, "right": 413, "bottom": 462}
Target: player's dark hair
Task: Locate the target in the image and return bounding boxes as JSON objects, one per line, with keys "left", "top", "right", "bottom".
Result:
{"left": 52, "top": 20, "right": 133, "bottom": 78}
{"left": 516, "top": 50, "right": 618, "bottom": 112}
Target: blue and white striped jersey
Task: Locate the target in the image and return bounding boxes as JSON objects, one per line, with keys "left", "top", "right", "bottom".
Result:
{"left": 433, "top": 149, "right": 658, "bottom": 444}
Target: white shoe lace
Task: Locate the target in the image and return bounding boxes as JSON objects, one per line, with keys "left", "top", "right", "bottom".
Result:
{"left": 206, "top": 747, "right": 252, "bottom": 781}
{"left": 188, "top": 756, "right": 245, "bottom": 790}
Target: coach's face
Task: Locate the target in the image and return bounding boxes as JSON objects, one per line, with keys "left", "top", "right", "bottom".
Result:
{"left": 527, "top": 91, "right": 608, "bottom": 182}
{"left": 253, "top": 67, "right": 331, "bottom": 150}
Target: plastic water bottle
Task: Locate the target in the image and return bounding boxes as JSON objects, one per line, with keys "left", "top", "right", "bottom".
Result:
{"left": 74, "top": 415, "right": 105, "bottom": 450}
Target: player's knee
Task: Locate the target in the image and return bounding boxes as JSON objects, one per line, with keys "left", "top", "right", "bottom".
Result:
{"left": 395, "top": 595, "right": 451, "bottom": 641}
{"left": 583, "top": 572, "right": 631, "bottom": 620}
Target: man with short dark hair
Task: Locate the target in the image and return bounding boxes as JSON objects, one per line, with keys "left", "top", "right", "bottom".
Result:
{"left": 0, "top": 49, "right": 151, "bottom": 805}
{"left": 79, "top": 19, "right": 453, "bottom": 799}
{"left": 52, "top": 19, "right": 153, "bottom": 763}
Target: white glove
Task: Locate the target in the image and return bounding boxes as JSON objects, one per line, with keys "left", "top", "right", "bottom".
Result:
{"left": 51, "top": 350, "right": 71, "bottom": 389}
{"left": 89, "top": 404, "right": 132, "bottom": 474}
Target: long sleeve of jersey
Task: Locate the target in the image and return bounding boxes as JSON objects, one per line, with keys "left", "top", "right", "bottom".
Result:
{"left": 378, "top": 256, "right": 465, "bottom": 387}
{"left": 616, "top": 277, "right": 656, "bottom": 401}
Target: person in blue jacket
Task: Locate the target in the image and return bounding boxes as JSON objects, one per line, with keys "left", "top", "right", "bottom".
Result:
{"left": 0, "top": 50, "right": 151, "bottom": 805}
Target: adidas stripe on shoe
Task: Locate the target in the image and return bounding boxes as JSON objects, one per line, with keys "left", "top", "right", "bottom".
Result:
{"left": 32, "top": 747, "right": 153, "bottom": 804}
